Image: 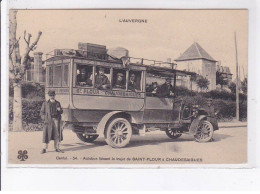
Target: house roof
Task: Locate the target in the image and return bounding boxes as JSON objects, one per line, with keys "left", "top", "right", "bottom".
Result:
{"left": 175, "top": 42, "right": 217, "bottom": 62}
{"left": 217, "top": 65, "right": 232, "bottom": 74}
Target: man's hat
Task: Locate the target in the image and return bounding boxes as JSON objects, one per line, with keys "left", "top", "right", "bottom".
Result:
{"left": 166, "top": 77, "right": 171, "bottom": 81}
{"left": 130, "top": 73, "right": 135, "bottom": 77}
{"left": 99, "top": 67, "right": 105, "bottom": 71}
{"left": 117, "top": 73, "right": 124, "bottom": 77}
{"left": 207, "top": 98, "right": 213, "bottom": 102}
{"left": 48, "top": 90, "right": 56, "bottom": 96}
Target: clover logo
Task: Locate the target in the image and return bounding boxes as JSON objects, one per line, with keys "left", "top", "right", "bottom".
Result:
{"left": 17, "top": 150, "right": 28, "bottom": 161}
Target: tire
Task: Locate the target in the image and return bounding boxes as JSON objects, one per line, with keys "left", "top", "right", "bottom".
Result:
{"left": 166, "top": 128, "right": 182, "bottom": 139}
{"left": 194, "top": 120, "right": 214, "bottom": 142}
{"left": 76, "top": 133, "right": 99, "bottom": 143}
{"left": 105, "top": 118, "right": 132, "bottom": 148}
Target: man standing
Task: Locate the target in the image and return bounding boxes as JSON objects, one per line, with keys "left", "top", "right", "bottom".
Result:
{"left": 40, "top": 90, "right": 64, "bottom": 154}
{"left": 95, "top": 67, "right": 110, "bottom": 89}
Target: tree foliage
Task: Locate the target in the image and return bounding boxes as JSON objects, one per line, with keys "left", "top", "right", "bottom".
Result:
{"left": 9, "top": 10, "right": 42, "bottom": 131}
{"left": 241, "top": 78, "right": 247, "bottom": 95}
{"left": 228, "top": 82, "right": 236, "bottom": 94}
{"left": 196, "top": 76, "right": 210, "bottom": 92}
{"left": 216, "top": 71, "right": 229, "bottom": 89}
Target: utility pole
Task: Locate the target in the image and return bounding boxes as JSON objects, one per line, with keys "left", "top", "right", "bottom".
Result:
{"left": 242, "top": 65, "right": 246, "bottom": 80}
{"left": 234, "top": 32, "right": 239, "bottom": 121}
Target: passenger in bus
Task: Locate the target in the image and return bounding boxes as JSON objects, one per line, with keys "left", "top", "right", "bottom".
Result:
{"left": 128, "top": 73, "right": 137, "bottom": 91}
{"left": 146, "top": 82, "right": 158, "bottom": 96}
{"left": 95, "top": 67, "right": 110, "bottom": 89}
{"left": 77, "top": 68, "right": 92, "bottom": 86}
{"left": 114, "top": 73, "right": 126, "bottom": 89}
{"left": 157, "top": 78, "right": 174, "bottom": 98}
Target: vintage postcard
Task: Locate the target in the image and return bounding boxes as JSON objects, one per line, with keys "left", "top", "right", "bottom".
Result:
{"left": 7, "top": 9, "right": 248, "bottom": 166}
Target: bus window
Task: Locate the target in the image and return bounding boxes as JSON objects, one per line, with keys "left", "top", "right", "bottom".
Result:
{"left": 146, "top": 73, "right": 165, "bottom": 97}
{"left": 146, "top": 72, "right": 175, "bottom": 97}
{"left": 128, "top": 70, "right": 141, "bottom": 92}
{"left": 63, "top": 64, "right": 69, "bottom": 87}
{"left": 48, "top": 66, "right": 53, "bottom": 86}
{"left": 76, "top": 64, "right": 93, "bottom": 87}
{"left": 95, "top": 66, "right": 111, "bottom": 90}
{"left": 53, "top": 65, "right": 62, "bottom": 87}
{"left": 112, "top": 69, "right": 126, "bottom": 90}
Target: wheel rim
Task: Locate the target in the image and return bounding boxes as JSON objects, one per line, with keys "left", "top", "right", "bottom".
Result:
{"left": 196, "top": 121, "right": 213, "bottom": 140}
{"left": 109, "top": 120, "right": 131, "bottom": 146}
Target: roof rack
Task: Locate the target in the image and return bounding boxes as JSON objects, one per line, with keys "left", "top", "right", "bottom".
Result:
{"left": 45, "top": 49, "right": 177, "bottom": 69}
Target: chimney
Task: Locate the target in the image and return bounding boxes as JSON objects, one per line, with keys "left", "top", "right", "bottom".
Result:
{"left": 33, "top": 52, "right": 43, "bottom": 82}
{"left": 167, "top": 58, "right": 172, "bottom": 63}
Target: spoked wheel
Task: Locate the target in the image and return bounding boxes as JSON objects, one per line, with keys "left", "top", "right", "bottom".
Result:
{"left": 105, "top": 118, "right": 132, "bottom": 148}
{"left": 166, "top": 128, "right": 182, "bottom": 139}
{"left": 194, "top": 120, "right": 214, "bottom": 142}
{"left": 76, "top": 133, "right": 99, "bottom": 143}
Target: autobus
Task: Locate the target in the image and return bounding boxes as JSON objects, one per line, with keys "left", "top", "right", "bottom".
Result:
{"left": 45, "top": 48, "right": 218, "bottom": 148}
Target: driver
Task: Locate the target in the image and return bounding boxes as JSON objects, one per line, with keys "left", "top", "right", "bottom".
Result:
{"left": 204, "top": 98, "right": 218, "bottom": 117}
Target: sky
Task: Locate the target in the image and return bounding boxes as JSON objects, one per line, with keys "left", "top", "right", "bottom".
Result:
{"left": 16, "top": 9, "right": 248, "bottom": 79}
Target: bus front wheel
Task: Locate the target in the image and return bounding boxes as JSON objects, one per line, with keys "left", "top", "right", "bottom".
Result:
{"left": 105, "top": 118, "right": 132, "bottom": 148}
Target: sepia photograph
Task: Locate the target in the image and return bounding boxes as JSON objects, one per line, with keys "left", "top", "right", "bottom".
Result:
{"left": 7, "top": 9, "right": 248, "bottom": 165}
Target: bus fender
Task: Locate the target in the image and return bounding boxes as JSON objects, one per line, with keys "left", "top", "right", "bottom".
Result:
{"left": 96, "top": 111, "right": 135, "bottom": 138}
{"left": 189, "top": 115, "right": 207, "bottom": 135}
{"left": 189, "top": 115, "right": 218, "bottom": 134}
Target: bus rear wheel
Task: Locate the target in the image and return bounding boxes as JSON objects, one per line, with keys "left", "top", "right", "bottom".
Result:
{"left": 76, "top": 133, "right": 99, "bottom": 143}
{"left": 166, "top": 128, "right": 182, "bottom": 139}
{"left": 105, "top": 118, "right": 132, "bottom": 148}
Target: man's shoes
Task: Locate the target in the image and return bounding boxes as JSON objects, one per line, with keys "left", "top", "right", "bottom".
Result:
{"left": 56, "top": 149, "right": 64, "bottom": 153}
{"left": 41, "top": 149, "right": 47, "bottom": 154}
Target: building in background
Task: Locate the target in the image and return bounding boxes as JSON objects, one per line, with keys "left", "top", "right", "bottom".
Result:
{"left": 175, "top": 42, "right": 217, "bottom": 91}
{"left": 24, "top": 52, "right": 45, "bottom": 84}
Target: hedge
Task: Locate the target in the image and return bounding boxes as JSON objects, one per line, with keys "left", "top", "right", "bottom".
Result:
{"left": 9, "top": 98, "right": 44, "bottom": 124}
{"left": 179, "top": 95, "right": 247, "bottom": 121}
{"left": 9, "top": 81, "right": 45, "bottom": 100}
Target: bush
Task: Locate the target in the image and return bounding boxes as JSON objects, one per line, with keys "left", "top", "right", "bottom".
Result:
{"left": 9, "top": 98, "right": 44, "bottom": 124}
{"left": 202, "top": 90, "right": 247, "bottom": 102}
{"left": 175, "top": 86, "right": 195, "bottom": 97}
{"left": 177, "top": 95, "right": 247, "bottom": 121}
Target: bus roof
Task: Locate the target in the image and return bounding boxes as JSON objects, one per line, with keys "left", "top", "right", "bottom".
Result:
{"left": 46, "top": 49, "right": 196, "bottom": 77}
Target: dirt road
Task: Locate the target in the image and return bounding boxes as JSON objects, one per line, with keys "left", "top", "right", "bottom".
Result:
{"left": 8, "top": 127, "right": 247, "bottom": 165}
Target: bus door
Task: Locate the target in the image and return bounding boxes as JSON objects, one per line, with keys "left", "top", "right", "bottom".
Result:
{"left": 143, "top": 73, "right": 174, "bottom": 123}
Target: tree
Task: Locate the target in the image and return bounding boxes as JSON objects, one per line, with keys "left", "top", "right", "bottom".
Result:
{"left": 241, "top": 77, "right": 247, "bottom": 95}
{"left": 216, "top": 71, "right": 228, "bottom": 89}
{"left": 196, "top": 76, "right": 210, "bottom": 92}
{"left": 228, "top": 82, "right": 236, "bottom": 94}
{"left": 9, "top": 10, "right": 42, "bottom": 131}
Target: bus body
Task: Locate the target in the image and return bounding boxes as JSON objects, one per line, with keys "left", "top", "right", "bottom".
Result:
{"left": 45, "top": 50, "right": 218, "bottom": 148}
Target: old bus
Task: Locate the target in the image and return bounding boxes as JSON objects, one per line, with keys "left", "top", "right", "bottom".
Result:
{"left": 45, "top": 46, "right": 218, "bottom": 148}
